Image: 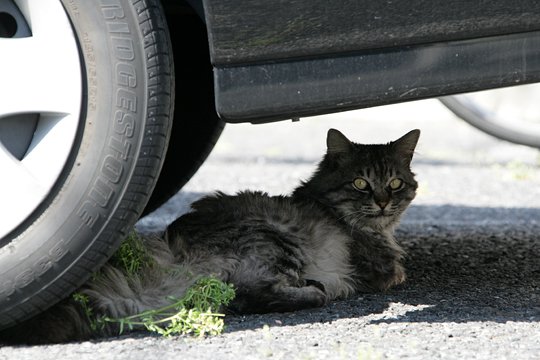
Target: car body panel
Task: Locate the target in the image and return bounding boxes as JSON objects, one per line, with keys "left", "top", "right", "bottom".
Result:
{"left": 215, "top": 31, "right": 540, "bottom": 123}
{"left": 195, "top": 0, "right": 540, "bottom": 122}
{"left": 202, "top": 0, "right": 540, "bottom": 65}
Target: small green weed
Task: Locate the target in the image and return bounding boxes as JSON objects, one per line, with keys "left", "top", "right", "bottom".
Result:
{"left": 103, "top": 276, "right": 235, "bottom": 337}
{"left": 109, "top": 231, "right": 153, "bottom": 276}
{"left": 72, "top": 292, "right": 104, "bottom": 332}
{"left": 507, "top": 161, "right": 533, "bottom": 180}
{"left": 492, "top": 160, "right": 538, "bottom": 181}
{"left": 74, "top": 232, "right": 236, "bottom": 338}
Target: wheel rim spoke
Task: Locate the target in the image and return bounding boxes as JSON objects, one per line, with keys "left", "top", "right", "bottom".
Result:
{"left": 0, "top": 144, "right": 47, "bottom": 237}
{"left": 0, "top": 0, "right": 81, "bottom": 116}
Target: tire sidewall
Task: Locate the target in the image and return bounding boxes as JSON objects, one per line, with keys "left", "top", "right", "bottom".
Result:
{"left": 0, "top": 0, "right": 153, "bottom": 327}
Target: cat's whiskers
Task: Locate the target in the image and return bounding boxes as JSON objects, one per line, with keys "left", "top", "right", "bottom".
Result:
{"left": 337, "top": 209, "right": 365, "bottom": 222}
{"left": 338, "top": 209, "right": 366, "bottom": 223}
{"left": 349, "top": 216, "right": 364, "bottom": 236}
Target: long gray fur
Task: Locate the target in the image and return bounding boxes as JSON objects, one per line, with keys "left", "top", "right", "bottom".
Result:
{"left": 1, "top": 128, "right": 420, "bottom": 344}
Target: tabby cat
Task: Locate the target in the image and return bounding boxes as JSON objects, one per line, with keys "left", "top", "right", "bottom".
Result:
{"left": 2, "top": 128, "right": 420, "bottom": 344}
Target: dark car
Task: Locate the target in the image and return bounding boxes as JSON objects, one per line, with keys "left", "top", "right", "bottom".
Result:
{"left": 1, "top": 0, "right": 539, "bottom": 330}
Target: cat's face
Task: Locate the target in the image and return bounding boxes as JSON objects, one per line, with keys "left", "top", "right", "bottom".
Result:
{"left": 308, "top": 129, "right": 420, "bottom": 231}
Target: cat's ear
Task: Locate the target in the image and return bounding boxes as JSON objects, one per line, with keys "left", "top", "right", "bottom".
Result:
{"left": 327, "top": 129, "right": 352, "bottom": 154}
{"left": 392, "top": 129, "right": 420, "bottom": 165}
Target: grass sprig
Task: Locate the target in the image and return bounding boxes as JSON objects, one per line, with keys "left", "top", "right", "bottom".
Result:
{"left": 109, "top": 231, "right": 153, "bottom": 276}
{"left": 73, "top": 232, "right": 236, "bottom": 338}
{"left": 103, "top": 276, "right": 235, "bottom": 337}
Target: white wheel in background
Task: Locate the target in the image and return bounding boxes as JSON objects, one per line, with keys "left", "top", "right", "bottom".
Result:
{"left": 440, "top": 84, "right": 540, "bottom": 148}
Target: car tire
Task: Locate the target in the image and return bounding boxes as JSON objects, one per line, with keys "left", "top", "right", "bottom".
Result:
{"left": 143, "top": 4, "right": 225, "bottom": 215}
{"left": 0, "top": 0, "right": 174, "bottom": 330}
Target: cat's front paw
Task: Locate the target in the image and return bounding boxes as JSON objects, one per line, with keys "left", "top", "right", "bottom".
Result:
{"left": 357, "top": 258, "right": 406, "bottom": 292}
{"left": 381, "top": 260, "right": 406, "bottom": 290}
{"left": 304, "top": 279, "right": 326, "bottom": 293}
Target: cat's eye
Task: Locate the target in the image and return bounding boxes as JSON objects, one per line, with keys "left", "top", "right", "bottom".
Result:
{"left": 353, "top": 178, "right": 369, "bottom": 191}
{"left": 389, "top": 178, "right": 403, "bottom": 190}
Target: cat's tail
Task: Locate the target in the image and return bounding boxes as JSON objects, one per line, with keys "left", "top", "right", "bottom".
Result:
{"left": 0, "top": 234, "right": 202, "bottom": 344}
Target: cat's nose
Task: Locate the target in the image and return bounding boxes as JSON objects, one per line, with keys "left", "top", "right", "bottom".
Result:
{"left": 377, "top": 201, "right": 388, "bottom": 209}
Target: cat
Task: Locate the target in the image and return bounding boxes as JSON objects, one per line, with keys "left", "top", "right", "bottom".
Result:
{"left": 1, "top": 128, "right": 420, "bottom": 344}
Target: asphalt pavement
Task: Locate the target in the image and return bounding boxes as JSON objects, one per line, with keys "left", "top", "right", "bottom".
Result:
{"left": 1, "top": 99, "right": 539, "bottom": 359}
